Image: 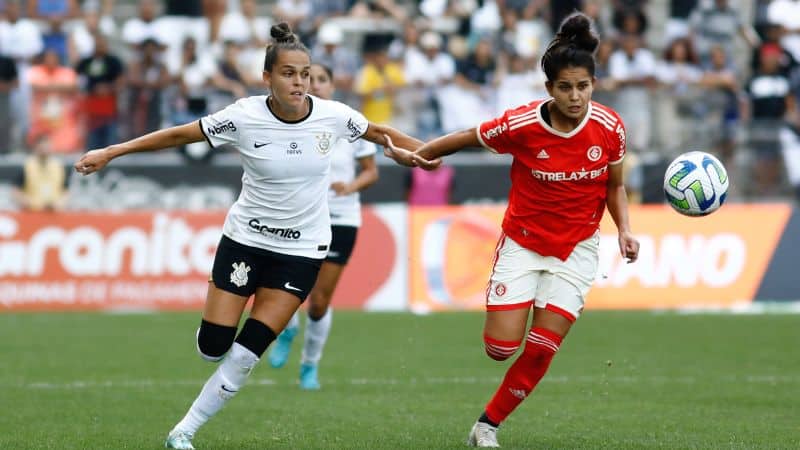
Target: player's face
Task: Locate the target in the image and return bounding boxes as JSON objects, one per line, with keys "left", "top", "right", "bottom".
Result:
{"left": 309, "top": 65, "right": 334, "bottom": 100}
{"left": 545, "top": 66, "right": 594, "bottom": 121}
{"left": 264, "top": 50, "right": 311, "bottom": 110}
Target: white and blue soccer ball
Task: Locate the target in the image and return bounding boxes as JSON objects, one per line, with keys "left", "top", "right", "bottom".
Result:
{"left": 663, "top": 151, "right": 729, "bottom": 217}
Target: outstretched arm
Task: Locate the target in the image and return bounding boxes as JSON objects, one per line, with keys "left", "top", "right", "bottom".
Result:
{"left": 606, "top": 162, "right": 639, "bottom": 263}
{"left": 361, "top": 122, "right": 424, "bottom": 151}
{"left": 383, "top": 127, "right": 480, "bottom": 170}
{"left": 75, "top": 122, "right": 206, "bottom": 175}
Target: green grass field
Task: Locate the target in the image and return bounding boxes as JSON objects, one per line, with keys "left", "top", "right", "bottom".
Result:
{"left": 0, "top": 311, "right": 797, "bottom": 449}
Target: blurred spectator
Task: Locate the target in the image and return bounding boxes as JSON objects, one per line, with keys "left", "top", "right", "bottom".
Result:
{"left": 0, "top": 52, "right": 17, "bottom": 153}
{"left": 27, "top": 49, "right": 82, "bottom": 153}
{"left": 170, "top": 37, "right": 217, "bottom": 126}
{"left": 612, "top": 6, "right": 648, "bottom": 37}
{"left": 307, "top": 0, "right": 350, "bottom": 39}
{"left": 42, "top": 18, "right": 70, "bottom": 64}
{"left": 501, "top": 0, "right": 547, "bottom": 22}
{"left": 499, "top": 7, "right": 551, "bottom": 59}
{"left": 127, "top": 38, "right": 169, "bottom": 137}
{"left": 273, "top": 0, "right": 311, "bottom": 37}
{"left": 495, "top": 51, "right": 546, "bottom": 114}
{"left": 1, "top": 0, "right": 44, "bottom": 150}
{"left": 419, "top": 0, "right": 476, "bottom": 36}
{"left": 404, "top": 31, "right": 454, "bottom": 138}
{"left": 406, "top": 165, "right": 455, "bottom": 205}
{"left": 665, "top": 0, "right": 698, "bottom": 42}
{"left": 689, "top": 0, "right": 760, "bottom": 64}
{"left": 580, "top": 0, "right": 609, "bottom": 39}
{"left": 766, "top": 0, "right": 800, "bottom": 63}
{"left": 698, "top": 45, "right": 742, "bottom": 165}
{"left": 350, "top": 0, "right": 407, "bottom": 22}
{"left": 13, "top": 133, "right": 68, "bottom": 211}
{"left": 655, "top": 37, "right": 703, "bottom": 155}
{"left": 745, "top": 43, "right": 797, "bottom": 197}
{"left": 211, "top": 40, "right": 248, "bottom": 109}
{"left": 592, "top": 39, "right": 617, "bottom": 106}
{"left": 469, "top": 0, "right": 502, "bottom": 36}
{"left": 26, "top": 0, "right": 78, "bottom": 21}
{"left": 218, "top": 0, "right": 271, "bottom": 48}
{"left": 355, "top": 40, "right": 405, "bottom": 125}
{"left": 69, "top": 2, "right": 117, "bottom": 65}
{"left": 751, "top": 24, "right": 798, "bottom": 78}
{"left": 608, "top": 32, "right": 657, "bottom": 153}
{"left": 388, "top": 20, "right": 421, "bottom": 61}
{"left": 439, "top": 37, "right": 495, "bottom": 133}
{"left": 121, "top": 0, "right": 165, "bottom": 47}
{"left": 76, "top": 33, "right": 124, "bottom": 150}
{"left": 311, "top": 23, "right": 359, "bottom": 101}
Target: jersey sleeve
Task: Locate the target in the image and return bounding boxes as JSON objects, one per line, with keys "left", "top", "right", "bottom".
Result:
{"left": 334, "top": 101, "right": 369, "bottom": 143}
{"left": 199, "top": 101, "right": 243, "bottom": 148}
{"left": 609, "top": 113, "right": 627, "bottom": 165}
{"left": 476, "top": 107, "right": 526, "bottom": 154}
{"left": 353, "top": 139, "right": 377, "bottom": 159}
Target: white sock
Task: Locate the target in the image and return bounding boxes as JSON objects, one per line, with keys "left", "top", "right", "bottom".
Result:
{"left": 286, "top": 310, "right": 300, "bottom": 332}
{"left": 301, "top": 308, "right": 332, "bottom": 366}
{"left": 173, "top": 343, "right": 259, "bottom": 435}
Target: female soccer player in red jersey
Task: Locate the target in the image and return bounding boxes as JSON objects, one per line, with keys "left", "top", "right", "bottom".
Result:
{"left": 385, "top": 12, "right": 640, "bottom": 448}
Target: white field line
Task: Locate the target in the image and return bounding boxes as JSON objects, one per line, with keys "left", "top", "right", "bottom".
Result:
{"left": 10, "top": 374, "right": 800, "bottom": 390}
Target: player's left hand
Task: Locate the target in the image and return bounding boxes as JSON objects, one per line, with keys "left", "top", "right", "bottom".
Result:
{"left": 74, "top": 148, "right": 112, "bottom": 175}
{"left": 618, "top": 231, "right": 639, "bottom": 263}
{"left": 331, "top": 181, "right": 353, "bottom": 196}
{"left": 382, "top": 134, "right": 417, "bottom": 167}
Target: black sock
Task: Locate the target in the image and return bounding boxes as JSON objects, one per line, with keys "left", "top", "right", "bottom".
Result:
{"left": 479, "top": 412, "right": 499, "bottom": 428}
{"left": 234, "top": 318, "right": 276, "bottom": 358}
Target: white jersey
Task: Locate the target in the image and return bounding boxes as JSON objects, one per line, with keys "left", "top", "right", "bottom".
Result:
{"left": 328, "top": 138, "right": 377, "bottom": 227}
{"left": 200, "top": 95, "right": 368, "bottom": 258}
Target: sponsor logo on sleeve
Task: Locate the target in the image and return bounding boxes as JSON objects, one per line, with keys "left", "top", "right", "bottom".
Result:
{"left": 207, "top": 120, "right": 237, "bottom": 136}
{"left": 346, "top": 118, "right": 363, "bottom": 139}
{"left": 615, "top": 123, "right": 626, "bottom": 157}
{"left": 482, "top": 122, "right": 508, "bottom": 141}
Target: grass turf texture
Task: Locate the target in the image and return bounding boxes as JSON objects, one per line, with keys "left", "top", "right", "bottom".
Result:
{"left": 0, "top": 311, "right": 797, "bottom": 449}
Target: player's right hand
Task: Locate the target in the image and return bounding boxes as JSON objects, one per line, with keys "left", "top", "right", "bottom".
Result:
{"left": 74, "top": 148, "right": 111, "bottom": 175}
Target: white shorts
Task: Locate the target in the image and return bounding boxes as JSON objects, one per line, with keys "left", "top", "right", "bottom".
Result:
{"left": 485, "top": 232, "right": 600, "bottom": 322}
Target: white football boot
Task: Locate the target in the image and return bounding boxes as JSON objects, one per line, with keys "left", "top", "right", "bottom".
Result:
{"left": 467, "top": 421, "right": 500, "bottom": 448}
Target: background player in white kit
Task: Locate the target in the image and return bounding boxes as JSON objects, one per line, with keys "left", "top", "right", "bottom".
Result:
{"left": 267, "top": 63, "right": 379, "bottom": 390}
{"left": 74, "top": 23, "right": 422, "bottom": 450}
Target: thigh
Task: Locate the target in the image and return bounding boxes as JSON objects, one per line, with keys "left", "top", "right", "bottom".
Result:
{"left": 483, "top": 307, "right": 532, "bottom": 342}
{"left": 308, "top": 261, "right": 346, "bottom": 309}
{"left": 202, "top": 281, "right": 249, "bottom": 327}
{"left": 326, "top": 226, "right": 358, "bottom": 265}
{"left": 250, "top": 288, "right": 303, "bottom": 334}
{"left": 531, "top": 306, "right": 574, "bottom": 337}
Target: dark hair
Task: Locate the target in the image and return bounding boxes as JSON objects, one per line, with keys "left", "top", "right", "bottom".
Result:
{"left": 311, "top": 63, "right": 334, "bottom": 81}
{"left": 541, "top": 13, "right": 599, "bottom": 82}
{"left": 263, "top": 22, "right": 310, "bottom": 72}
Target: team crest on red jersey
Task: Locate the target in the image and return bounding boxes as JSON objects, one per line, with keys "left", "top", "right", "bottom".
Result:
{"left": 587, "top": 145, "right": 602, "bottom": 162}
{"left": 494, "top": 283, "right": 507, "bottom": 296}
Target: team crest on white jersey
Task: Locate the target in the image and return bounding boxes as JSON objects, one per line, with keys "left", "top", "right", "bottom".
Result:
{"left": 315, "top": 132, "right": 333, "bottom": 154}
{"left": 230, "top": 261, "right": 250, "bottom": 287}
{"left": 587, "top": 146, "right": 602, "bottom": 162}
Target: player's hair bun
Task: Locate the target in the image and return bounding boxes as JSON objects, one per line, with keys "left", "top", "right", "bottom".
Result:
{"left": 270, "top": 22, "right": 297, "bottom": 44}
{"left": 555, "top": 13, "right": 599, "bottom": 54}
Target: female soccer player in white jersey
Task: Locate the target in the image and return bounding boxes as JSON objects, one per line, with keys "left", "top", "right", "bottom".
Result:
{"left": 267, "top": 63, "right": 379, "bottom": 390}
{"left": 385, "top": 13, "right": 641, "bottom": 448}
{"left": 74, "top": 23, "right": 422, "bottom": 450}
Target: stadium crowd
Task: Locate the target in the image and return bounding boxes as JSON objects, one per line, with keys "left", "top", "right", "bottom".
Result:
{"left": 3, "top": 0, "right": 800, "bottom": 209}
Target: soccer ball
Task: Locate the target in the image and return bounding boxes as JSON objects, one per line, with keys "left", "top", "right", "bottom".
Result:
{"left": 663, "top": 151, "right": 729, "bottom": 217}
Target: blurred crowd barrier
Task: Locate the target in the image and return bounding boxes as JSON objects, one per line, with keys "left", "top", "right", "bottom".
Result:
{"left": 1, "top": 203, "right": 797, "bottom": 312}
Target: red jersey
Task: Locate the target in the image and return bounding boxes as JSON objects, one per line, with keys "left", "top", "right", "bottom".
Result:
{"left": 476, "top": 99, "right": 626, "bottom": 260}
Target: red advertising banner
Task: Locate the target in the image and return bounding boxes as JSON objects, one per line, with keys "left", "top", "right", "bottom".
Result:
{"left": 408, "top": 204, "right": 792, "bottom": 312}
{"left": 0, "top": 212, "right": 224, "bottom": 311}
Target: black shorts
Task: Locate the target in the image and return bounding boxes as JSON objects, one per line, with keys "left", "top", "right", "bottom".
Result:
{"left": 211, "top": 235, "right": 322, "bottom": 300}
{"left": 326, "top": 225, "right": 358, "bottom": 265}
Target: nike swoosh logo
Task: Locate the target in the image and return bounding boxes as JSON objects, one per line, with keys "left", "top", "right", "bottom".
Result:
{"left": 221, "top": 384, "right": 238, "bottom": 393}
{"left": 283, "top": 282, "right": 302, "bottom": 292}
{"left": 254, "top": 141, "right": 271, "bottom": 148}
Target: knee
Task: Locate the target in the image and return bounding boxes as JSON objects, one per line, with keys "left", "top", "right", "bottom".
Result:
{"left": 483, "top": 334, "right": 521, "bottom": 361}
{"left": 196, "top": 319, "right": 238, "bottom": 362}
{"left": 307, "top": 291, "right": 331, "bottom": 320}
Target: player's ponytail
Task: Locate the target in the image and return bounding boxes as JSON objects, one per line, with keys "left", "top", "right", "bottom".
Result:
{"left": 264, "top": 22, "right": 309, "bottom": 72}
{"left": 541, "top": 12, "right": 599, "bottom": 82}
